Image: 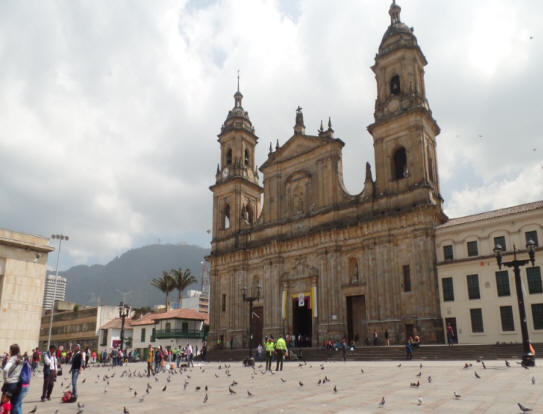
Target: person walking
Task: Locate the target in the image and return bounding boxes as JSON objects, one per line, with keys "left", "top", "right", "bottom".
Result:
{"left": 384, "top": 329, "right": 390, "bottom": 346}
{"left": 154, "top": 346, "right": 162, "bottom": 373}
{"left": 265, "top": 337, "right": 275, "bottom": 372}
{"left": 341, "top": 338, "right": 347, "bottom": 362}
{"left": 146, "top": 345, "right": 154, "bottom": 377}
{"left": 41, "top": 345, "right": 58, "bottom": 402}
{"left": 69, "top": 344, "right": 82, "bottom": 401}
{"left": 405, "top": 339, "right": 413, "bottom": 360}
{"left": 274, "top": 336, "right": 287, "bottom": 371}
{"left": 201, "top": 340, "right": 207, "bottom": 362}
{"left": 447, "top": 323, "right": 455, "bottom": 346}
{"left": 2, "top": 344, "right": 23, "bottom": 412}
{"left": 186, "top": 344, "right": 194, "bottom": 367}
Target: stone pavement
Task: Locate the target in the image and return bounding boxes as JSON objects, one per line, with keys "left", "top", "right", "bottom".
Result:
{"left": 19, "top": 360, "right": 542, "bottom": 414}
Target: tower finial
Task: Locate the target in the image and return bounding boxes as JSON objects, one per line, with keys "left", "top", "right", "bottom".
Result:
{"left": 389, "top": 0, "right": 401, "bottom": 25}
{"left": 234, "top": 70, "right": 243, "bottom": 108}
{"left": 237, "top": 69, "right": 240, "bottom": 93}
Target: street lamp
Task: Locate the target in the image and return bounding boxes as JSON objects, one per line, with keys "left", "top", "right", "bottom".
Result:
{"left": 241, "top": 283, "right": 262, "bottom": 367}
{"left": 493, "top": 239, "right": 537, "bottom": 367}
{"left": 47, "top": 234, "right": 69, "bottom": 350}
{"left": 118, "top": 301, "right": 131, "bottom": 354}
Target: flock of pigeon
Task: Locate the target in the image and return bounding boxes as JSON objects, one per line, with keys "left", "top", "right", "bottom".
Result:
{"left": 22, "top": 358, "right": 538, "bottom": 413}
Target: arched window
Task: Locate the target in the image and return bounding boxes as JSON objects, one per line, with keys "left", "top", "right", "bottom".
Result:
{"left": 244, "top": 149, "right": 250, "bottom": 166}
{"left": 224, "top": 204, "right": 231, "bottom": 229}
{"left": 241, "top": 203, "right": 254, "bottom": 224}
{"left": 393, "top": 147, "right": 408, "bottom": 180}
{"left": 226, "top": 148, "right": 232, "bottom": 165}
{"left": 390, "top": 75, "right": 401, "bottom": 95}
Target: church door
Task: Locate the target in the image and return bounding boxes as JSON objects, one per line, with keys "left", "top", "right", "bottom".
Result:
{"left": 346, "top": 295, "right": 367, "bottom": 344}
{"left": 292, "top": 297, "right": 312, "bottom": 346}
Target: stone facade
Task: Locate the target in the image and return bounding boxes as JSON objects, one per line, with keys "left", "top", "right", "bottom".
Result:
{"left": 436, "top": 200, "right": 543, "bottom": 344}
{"left": 208, "top": 2, "right": 446, "bottom": 348}
{"left": 0, "top": 228, "right": 53, "bottom": 353}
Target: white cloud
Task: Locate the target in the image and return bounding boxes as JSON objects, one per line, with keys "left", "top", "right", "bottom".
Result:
{"left": 0, "top": 0, "right": 542, "bottom": 268}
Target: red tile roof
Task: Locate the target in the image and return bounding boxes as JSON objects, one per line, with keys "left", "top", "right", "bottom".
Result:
{"left": 130, "top": 308, "right": 209, "bottom": 326}
{"left": 100, "top": 317, "right": 136, "bottom": 330}
{"left": 438, "top": 200, "right": 543, "bottom": 229}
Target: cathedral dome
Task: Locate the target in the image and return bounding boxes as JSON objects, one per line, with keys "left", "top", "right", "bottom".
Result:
{"left": 377, "top": 1, "right": 420, "bottom": 58}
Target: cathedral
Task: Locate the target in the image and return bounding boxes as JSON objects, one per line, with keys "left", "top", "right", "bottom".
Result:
{"left": 207, "top": 1, "right": 446, "bottom": 348}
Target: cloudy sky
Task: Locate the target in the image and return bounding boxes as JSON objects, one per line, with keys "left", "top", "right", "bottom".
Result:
{"left": 1, "top": 0, "right": 541, "bottom": 269}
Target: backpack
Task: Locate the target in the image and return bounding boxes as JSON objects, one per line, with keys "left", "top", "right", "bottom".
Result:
{"left": 20, "top": 360, "right": 32, "bottom": 385}
{"left": 62, "top": 390, "right": 72, "bottom": 403}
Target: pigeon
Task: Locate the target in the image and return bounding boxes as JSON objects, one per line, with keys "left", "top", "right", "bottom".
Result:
{"left": 162, "top": 385, "right": 167, "bottom": 392}
{"left": 427, "top": 376, "right": 432, "bottom": 383}
{"left": 517, "top": 402, "right": 533, "bottom": 412}
{"left": 280, "top": 378, "right": 287, "bottom": 383}
{"left": 247, "top": 390, "right": 253, "bottom": 397}
{"left": 453, "top": 392, "right": 461, "bottom": 399}
{"left": 397, "top": 363, "right": 401, "bottom": 368}
{"left": 482, "top": 361, "right": 486, "bottom": 369}
{"left": 416, "top": 371, "right": 422, "bottom": 377}
{"left": 82, "top": 378, "right": 86, "bottom": 383}
{"left": 474, "top": 371, "right": 481, "bottom": 379}
{"left": 299, "top": 381, "right": 304, "bottom": 387}
{"left": 505, "top": 360, "right": 511, "bottom": 367}
{"left": 123, "top": 407, "right": 129, "bottom": 414}
{"left": 205, "top": 385, "right": 208, "bottom": 391}
{"left": 361, "top": 368, "right": 364, "bottom": 373}
{"left": 76, "top": 410, "right": 83, "bottom": 414}
{"left": 317, "top": 379, "right": 322, "bottom": 385}
{"left": 77, "top": 402, "right": 85, "bottom": 408}
{"left": 214, "top": 373, "right": 219, "bottom": 378}
{"left": 324, "top": 376, "right": 329, "bottom": 383}
{"left": 379, "top": 397, "right": 385, "bottom": 408}
{"left": 231, "top": 380, "right": 238, "bottom": 386}
{"left": 333, "top": 385, "right": 337, "bottom": 393}
{"left": 28, "top": 407, "right": 37, "bottom": 414}
{"left": 203, "top": 393, "right": 208, "bottom": 403}
{"left": 195, "top": 386, "right": 201, "bottom": 391}
{"left": 134, "top": 391, "right": 137, "bottom": 397}
{"left": 531, "top": 376, "right": 536, "bottom": 385}
{"left": 463, "top": 363, "right": 470, "bottom": 369}
{"left": 417, "top": 397, "right": 423, "bottom": 406}
{"left": 419, "top": 363, "right": 423, "bottom": 369}
{"left": 229, "top": 386, "right": 236, "bottom": 395}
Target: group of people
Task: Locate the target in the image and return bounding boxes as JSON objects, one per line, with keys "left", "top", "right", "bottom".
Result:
{"left": 145, "top": 341, "right": 207, "bottom": 377}
{"left": 1, "top": 343, "right": 83, "bottom": 414}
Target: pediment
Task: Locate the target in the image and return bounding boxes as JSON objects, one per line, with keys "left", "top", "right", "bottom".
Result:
{"left": 261, "top": 135, "right": 332, "bottom": 170}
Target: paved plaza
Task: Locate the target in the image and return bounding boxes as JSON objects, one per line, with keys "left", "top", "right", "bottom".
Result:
{"left": 18, "top": 360, "right": 542, "bottom": 413}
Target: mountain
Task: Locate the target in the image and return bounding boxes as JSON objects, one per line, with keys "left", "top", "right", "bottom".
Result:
{"left": 60, "top": 243, "right": 209, "bottom": 307}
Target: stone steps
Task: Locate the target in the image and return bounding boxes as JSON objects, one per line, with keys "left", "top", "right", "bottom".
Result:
{"left": 207, "top": 343, "right": 543, "bottom": 362}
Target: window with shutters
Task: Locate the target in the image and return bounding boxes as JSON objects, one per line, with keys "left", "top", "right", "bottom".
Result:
{"left": 467, "top": 274, "right": 480, "bottom": 299}
{"left": 495, "top": 271, "right": 510, "bottom": 297}
{"left": 442, "top": 277, "right": 454, "bottom": 301}
{"left": 470, "top": 308, "right": 484, "bottom": 333}
{"left": 527, "top": 267, "right": 542, "bottom": 294}
{"left": 500, "top": 306, "right": 514, "bottom": 331}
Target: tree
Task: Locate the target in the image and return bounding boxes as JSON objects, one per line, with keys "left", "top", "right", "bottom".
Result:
{"left": 170, "top": 268, "right": 197, "bottom": 309}
{"left": 151, "top": 271, "right": 175, "bottom": 311}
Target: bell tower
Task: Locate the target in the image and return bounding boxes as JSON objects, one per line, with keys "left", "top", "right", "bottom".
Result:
{"left": 368, "top": 1, "right": 441, "bottom": 206}
{"left": 210, "top": 78, "right": 263, "bottom": 243}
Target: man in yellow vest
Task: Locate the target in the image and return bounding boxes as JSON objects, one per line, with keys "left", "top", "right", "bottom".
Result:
{"left": 275, "top": 335, "right": 287, "bottom": 371}
{"left": 146, "top": 345, "right": 154, "bottom": 377}
{"left": 265, "top": 336, "right": 275, "bottom": 371}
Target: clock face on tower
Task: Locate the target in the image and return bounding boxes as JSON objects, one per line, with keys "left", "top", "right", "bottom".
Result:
{"left": 222, "top": 168, "right": 229, "bottom": 178}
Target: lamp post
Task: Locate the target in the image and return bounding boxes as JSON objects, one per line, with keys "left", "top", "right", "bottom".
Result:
{"left": 493, "top": 239, "right": 537, "bottom": 367}
{"left": 241, "top": 283, "right": 262, "bottom": 366}
{"left": 118, "top": 301, "right": 131, "bottom": 354}
{"left": 47, "top": 234, "right": 69, "bottom": 350}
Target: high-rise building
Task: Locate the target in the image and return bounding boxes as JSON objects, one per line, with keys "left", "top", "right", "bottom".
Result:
{"left": 42, "top": 274, "right": 67, "bottom": 310}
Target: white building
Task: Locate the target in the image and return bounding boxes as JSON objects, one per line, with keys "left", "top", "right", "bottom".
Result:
{"left": 131, "top": 308, "right": 208, "bottom": 356}
{"left": 98, "top": 317, "right": 134, "bottom": 354}
{"left": 42, "top": 274, "right": 67, "bottom": 310}
{"left": 436, "top": 200, "right": 543, "bottom": 344}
